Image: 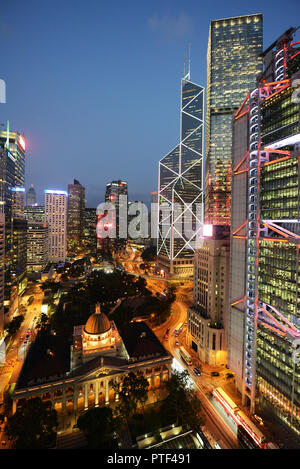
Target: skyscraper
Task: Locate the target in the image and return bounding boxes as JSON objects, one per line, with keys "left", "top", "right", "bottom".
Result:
{"left": 229, "top": 27, "right": 300, "bottom": 435}
{"left": 84, "top": 208, "right": 97, "bottom": 257}
{"left": 157, "top": 71, "right": 204, "bottom": 278}
{"left": 67, "top": 179, "right": 85, "bottom": 252}
{"left": 104, "top": 180, "right": 128, "bottom": 238}
{"left": 27, "top": 221, "right": 48, "bottom": 275}
{"left": 0, "top": 146, "right": 15, "bottom": 302}
{"left": 0, "top": 213, "right": 5, "bottom": 340}
{"left": 0, "top": 126, "right": 25, "bottom": 189}
{"left": 205, "top": 14, "right": 263, "bottom": 226}
{"left": 45, "top": 190, "right": 67, "bottom": 263}
{"left": 26, "top": 184, "right": 37, "bottom": 206}
{"left": 187, "top": 225, "right": 230, "bottom": 366}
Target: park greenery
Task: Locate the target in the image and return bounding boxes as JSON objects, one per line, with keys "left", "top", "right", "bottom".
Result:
{"left": 74, "top": 370, "right": 205, "bottom": 448}
{"left": 49, "top": 270, "right": 150, "bottom": 334}
{"left": 111, "top": 285, "right": 176, "bottom": 327}
{"left": 5, "top": 397, "right": 58, "bottom": 449}
{"left": 6, "top": 314, "right": 24, "bottom": 337}
{"left": 77, "top": 406, "right": 120, "bottom": 449}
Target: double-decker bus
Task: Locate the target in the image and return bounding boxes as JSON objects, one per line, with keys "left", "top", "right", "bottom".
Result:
{"left": 174, "top": 322, "right": 184, "bottom": 336}
{"left": 179, "top": 346, "right": 192, "bottom": 365}
{"left": 212, "top": 388, "right": 239, "bottom": 423}
{"left": 237, "top": 410, "right": 266, "bottom": 448}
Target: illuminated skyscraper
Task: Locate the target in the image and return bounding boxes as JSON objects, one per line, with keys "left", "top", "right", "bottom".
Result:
{"left": 0, "top": 126, "right": 25, "bottom": 189}
{"left": 45, "top": 190, "right": 67, "bottom": 262}
{"left": 157, "top": 72, "right": 204, "bottom": 278}
{"left": 229, "top": 27, "right": 300, "bottom": 436}
{"left": 67, "top": 179, "right": 86, "bottom": 252}
{"left": 27, "top": 184, "right": 37, "bottom": 206}
{"left": 205, "top": 14, "right": 263, "bottom": 225}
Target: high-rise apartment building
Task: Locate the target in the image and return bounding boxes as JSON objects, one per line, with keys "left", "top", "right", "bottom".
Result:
{"left": 205, "top": 14, "right": 263, "bottom": 226}
{"left": 45, "top": 190, "right": 67, "bottom": 263}
{"left": 157, "top": 72, "right": 204, "bottom": 278}
{"left": 27, "top": 221, "right": 48, "bottom": 274}
{"left": 26, "top": 184, "right": 37, "bottom": 206}
{"left": 187, "top": 225, "right": 230, "bottom": 366}
{"left": 229, "top": 27, "right": 300, "bottom": 435}
{"left": 67, "top": 179, "right": 85, "bottom": 252}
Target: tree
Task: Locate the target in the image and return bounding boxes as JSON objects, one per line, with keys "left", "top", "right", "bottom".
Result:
{"left": 5, "top": 397, "right": 58, "bottom": 449}
{"left": 162, "top": 370, "right": 205, "bottom": 430}
{"left": 77, "top": 406, "right": 120, "bottom": 449}
{"left": 118, "top": 372, "right": 149, "bottom": 419}
{"left": 6, "top": 315, "right": 24, "bottom": 336}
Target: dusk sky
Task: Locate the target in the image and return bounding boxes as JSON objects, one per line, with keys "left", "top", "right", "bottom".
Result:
{"left": 1, "top": 0, "right": 300, "bottom": 207}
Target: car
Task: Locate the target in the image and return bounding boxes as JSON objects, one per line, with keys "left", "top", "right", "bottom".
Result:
{"left": 175, "top": 341, "right": 179, "bottom": 347}
{"left": 211, "top": 372, "right": 220, "bottom": 377}
{"left": 193, "top": 368, "right": 201, "bottom": 377}
{"left": 254, "top": 415, "right": 264, "bottom": 425}
{"left": 226, "top": 373, "right": 234, "bottom": 379}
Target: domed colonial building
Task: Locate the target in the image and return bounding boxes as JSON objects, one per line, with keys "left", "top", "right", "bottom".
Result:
{"left": 12, "top": 303, "right": 173, "bottom": 432}
{"left": 73, "top": 303, "right": 121, "bottom": 363}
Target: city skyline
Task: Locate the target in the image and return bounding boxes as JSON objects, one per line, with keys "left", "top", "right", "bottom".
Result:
{"left": 1, "top": 0, "right": 300, "bottom": 207}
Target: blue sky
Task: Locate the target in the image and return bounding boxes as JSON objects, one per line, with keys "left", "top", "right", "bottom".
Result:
{"left": 1, "top": 0, "right": 300, "bottom": 207}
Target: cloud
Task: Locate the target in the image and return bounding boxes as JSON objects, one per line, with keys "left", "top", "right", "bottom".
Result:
{"left": 147, "top": 12, "right": 193, "bottom": 42}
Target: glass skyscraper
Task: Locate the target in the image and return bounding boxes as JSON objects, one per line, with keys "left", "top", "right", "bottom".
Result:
{"left": 230, "top": 26, "right": 300, "bottom": 440}
{"left": 205, "top": 14, "right": 263, "bottom": 225}
{"left": 157, "top": 73, "right": 204, "bottom": 278}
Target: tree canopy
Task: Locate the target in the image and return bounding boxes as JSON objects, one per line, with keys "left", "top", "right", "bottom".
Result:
{"left": 5, "top": 397, "right": 58, "bottom": 449}
{"left": 77, "top": 406, "right": 120, "bottom": 449}
{"left": 117, "top": 372, "right": 149, "bottom": 419}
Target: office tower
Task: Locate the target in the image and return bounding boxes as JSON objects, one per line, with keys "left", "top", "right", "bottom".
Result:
{"left": 229, "top": 27, "right": 300, "bottom": 434}
{"left": 27, "top": 221, "right": 48, "bottom": 274}
{"left": 12, "top": 187, "right": 25, "bottom": 218}
{"left": 26, "top": 184, "right": 37, "bottom": 206}
{"left": 0, "top": 213, "right": 4, "bottom": 339}
{"left": 157, "top": 71, "right": 204, "bottom": 278}
{"left": 187, "top": 225, "right": 230, "bottom": 366}
{"left": 67, "top": 179, "right": 85, "bottom": 252}
{"left": 11, "top": 218, "right": 27, "bottom": 294}
{"left": 205, "top": 14, "right": 263, "bottom": 226}
{"left": 104, "top": 180, "right": 128, "bottom": 238}
{"left": 0, "top": 126, "right": 25, "bottom": 188}
{"left": 84, "top": 208, "right": 97, "bottom": 257}
{"left": 0, "top": 146, "right": 15, "bottom": 302}
{"left": 45, "top": 190, "right": 67, "bottom": 262}
{"left": 24, "top": 205, "right": 45, "bottom": 223}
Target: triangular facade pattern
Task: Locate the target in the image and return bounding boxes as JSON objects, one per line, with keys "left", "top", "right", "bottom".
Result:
{"left": 157, "top": 78, "right": 204, "bottom": 262}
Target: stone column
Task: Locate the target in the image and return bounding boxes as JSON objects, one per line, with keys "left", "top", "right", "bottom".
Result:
{"left": 84, "top": 383, "right": 88, "bottom": 410}
{"left": 105, "top": 379, "right": 109, "bottom": 405}
{"left": 73, "top": 388, "right": 78, "bottom": 414}
{"left": 95, "top": 380, "right": 99, "bottom": 407}
{"left": 115, "top": 378, "right": 119, "bottom": 402}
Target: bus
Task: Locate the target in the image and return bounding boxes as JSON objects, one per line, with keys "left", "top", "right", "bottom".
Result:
{"left": 174, "top": 322, "right": 184, "bottom": 336}
{"left": 179, "top": 346, "right": 192, "bottom": 365}
{"left": 212, "top": 388, "right": 269, "bottom": 449}
{"left": 212, "top": 388, "right": 239, "bottom": 422}
{"left": 237, "top": 410, "right": 266, "bottom": 448}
